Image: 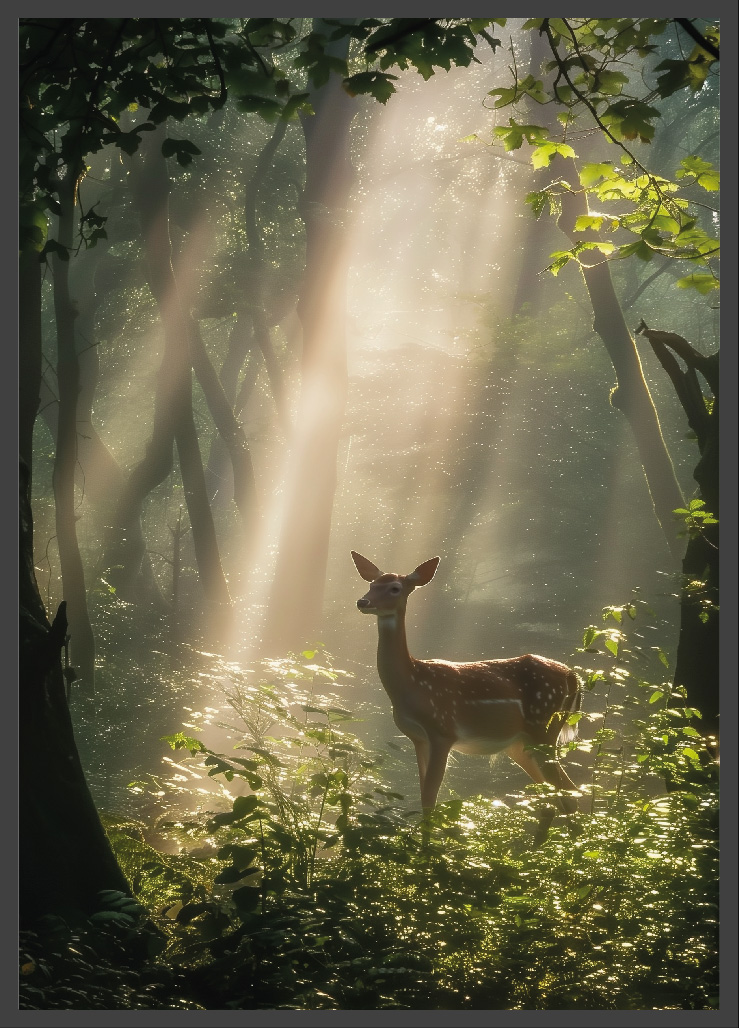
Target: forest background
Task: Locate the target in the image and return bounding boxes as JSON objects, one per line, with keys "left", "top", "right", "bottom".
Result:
{"left": 17, "top": 16, "right": 730, "bottom": 1013}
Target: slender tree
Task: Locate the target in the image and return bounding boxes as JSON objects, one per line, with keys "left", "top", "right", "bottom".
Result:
{"left": 51, "top": 167, "right": 97, "bottom": 691}
{"left": 262, "top": 19, "right": 357, "bottom": 653}
{"left": 109, "top": 122, "right": 232, "bottom": 610}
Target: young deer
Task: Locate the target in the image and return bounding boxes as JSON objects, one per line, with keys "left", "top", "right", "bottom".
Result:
{"left": 352, "top": 551, "right": 581, "bottom": 815}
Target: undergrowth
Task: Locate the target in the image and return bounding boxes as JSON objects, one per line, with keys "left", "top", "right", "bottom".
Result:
{"left": 20, "top": 606, "right": 719, "bottom": 1010}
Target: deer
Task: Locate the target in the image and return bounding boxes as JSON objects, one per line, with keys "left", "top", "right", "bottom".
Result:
{"left": 352, "top": 551, "right": 581, "bottom": 824}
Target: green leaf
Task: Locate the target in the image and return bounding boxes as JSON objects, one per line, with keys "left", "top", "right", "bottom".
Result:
{"left": 615, "top": 240, "right": 654, "bottom": 262}
{"left": 487, "top": 86, "right": 517, "bottom": 108}
{"left": 594, "top": 69, "right": 629, "bottom": 95}
{"left": 582, "top": 626, "right": 600, "bottom": 648}
{"left": 235, "top": 95, "right": 283, "bottom": 120}
{"left": 40, "top": 239, "right": 70, "bottom": 262}
{"left": 493, "top": 119, "right": 547, "bottom": 152}
{"left": 579, "top": 162, "right": 617, "bottom": 187}
{"left": 676, "top": 273, "right": 719, "bottom": 294}
{"left": 525, "top": 190, "right": 548, "bottom": 218}
{"left": 214, "top": 863, "right": 259, "bottom": 885}
{"left": 344, "top": 71, "right": 398, "bottom": 105}
{"left": 19, "top": 201, "right": 49, "bottom": 252}
{"left": 600, "top": 99, "right": 661, "bottom": 143}
{"left": 161, "top": 732, "right": 205, "bottom": 754}
{"left": 682, "top": 725, "right": 702, "bottom": 738}
{"left": 574, "top": 215, "right": 606, "bottom": 232}
{"left": 232, "top": 794, "right": 263, "bottom": 819}
{"left": 161, "top": 137, "right": 202, "bottom": 162}
{"left": 531, "top": 141, "right": 576, "bottom": 169}
{"left": 281, "top": 93, "right": 313, "bottom": 121}
{"left": 677, "top": 155, "right": 719, "bottom": 191}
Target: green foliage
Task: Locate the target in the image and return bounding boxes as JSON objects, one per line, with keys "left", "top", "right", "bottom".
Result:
{"left": 18, "top": 17, "right": 314, "bottom": 252}
{"left": 672, "top": 498, "right": 718, "bottom": 538}
{"left": 493, "top": 119, "right": 547, "bottom": 152}
{"left": 343, "top": 71, "right": 398, "bottom": 105}
{"left": 19, "top": 902, "right": 198, "bottom": 1009}
{"left": 92, "top": 626, "right": 719, "bottom": 1010}
{"left": 470, "top": 18, "right": 720, "bottom": 292}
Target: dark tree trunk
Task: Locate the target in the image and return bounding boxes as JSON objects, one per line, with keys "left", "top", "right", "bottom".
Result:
{"left": 557, "top": 184, "right": 685, "bottom": 559}
{"left": 189, "top": 317, "right": 258, "bottom": 531}
{"left": 521, "top": 29, "right": 685, "bottom": 559}
{"left": 261, "top": 21, "right": 356, "bottom": 654}
{"left": 173, "top": 393, "right": 232, "bottom": 608}
{"left": 205, "top": 314, "right": 254, "bottom": 505}
{"left": 19, "top": 250, "right": 43, "bottom": 480}
{"left": 638, "top": 325, "right": 720, "bottom": 735}
{"left": 51, "top": 170, "right": 96, "bottom": 692}
{"left": 19, "top": 458, "right": 130, "bottom": 925}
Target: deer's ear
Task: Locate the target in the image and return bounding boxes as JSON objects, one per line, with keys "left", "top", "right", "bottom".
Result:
{"left": 351, "top": 551, "right": 382, "bottom": 582}
{"left": 407, "top": 556, "right": 440, "bottom": 587}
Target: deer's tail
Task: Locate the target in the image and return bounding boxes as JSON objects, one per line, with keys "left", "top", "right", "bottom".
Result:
{"left": 557, "top": 670, "right": 582, "bottom": 746}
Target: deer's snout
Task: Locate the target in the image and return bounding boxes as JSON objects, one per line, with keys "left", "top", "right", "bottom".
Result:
{"left": 357, "top": 597, "right": 372, "bottom": 610}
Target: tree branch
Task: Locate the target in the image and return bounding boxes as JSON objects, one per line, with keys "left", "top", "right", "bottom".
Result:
{"left": 675, "top": 18, "right": 719, "bottom": 61}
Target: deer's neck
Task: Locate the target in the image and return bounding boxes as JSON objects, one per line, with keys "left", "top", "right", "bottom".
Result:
{"left": 375, "top": 611, "right": 414, "bottom": 703}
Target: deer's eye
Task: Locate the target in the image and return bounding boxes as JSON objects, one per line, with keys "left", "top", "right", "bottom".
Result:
{"left": 389, "top": 583, "right": 402, "bottom": 594}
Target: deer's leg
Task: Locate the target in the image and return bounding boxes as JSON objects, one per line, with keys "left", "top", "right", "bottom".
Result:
{"left": 507, "top": 741, "right": 578, "bottom": 814}
{"left": 420, "top": 740, "right": 452, "bottom": 811}
{"left": 506, "top": 741, "right": 562, "bottom": 846}
{"left": 413, "top": 739, "right": 430, "bottom": 795}
{"left": 540, "top": 756, "right": 579, "bottom": 814}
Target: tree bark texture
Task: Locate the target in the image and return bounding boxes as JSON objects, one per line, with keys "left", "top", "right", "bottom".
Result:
{"left": 38, "top": 256, "right": 128, "bottom": 506}
{"left": 638, "top": 325, "right": 719, "bottom": 734}
{"left": 261, "top": 21, "right": 356, "bottom": 654}
{"left": 189, "top": 317, "right": 258, "bottom": 532}
{"left": 51, "top": 170, "right": 97, "bottom": 692}
{"left": 19, "top": 458, "right": 131, "bottom": 925}
{"left": 19, "top": 250, "right": 43, "bottom": 480}
{"left": 206, "top": 314, "right": 254, "bottom": 505}
{"left": 557, "top": 184, "right": 685, "bottom": 559}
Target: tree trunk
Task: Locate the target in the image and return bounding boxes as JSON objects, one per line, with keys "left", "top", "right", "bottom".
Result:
{"left": 523, "top": 28, "right": 685, "bottom": 559}
{"left": 244, "top": 117, "right": 291, "bottom": 436}
{"left": 261, "top": 20, "right": 356, "bottom": 654}
{"left": 638, "top": 325, "right": 719, "bottom": 735}
{"left": 557, "top": 184, "right": 685, "bottom": 559}
{"left": 189, "top": 317, "right": 258, "bottom": 531}
{"left": 19, "top": 250, "right": 43, "bottom": 480}
{"left": 51, "top": 170, "right": 96, "bottom": 692}
{"left": 205, "top": 119, "right": 292, "bottom": 508}
{"left": 110, "top": 122, "right": 231, "bottom": 611}
{"left": 174, "top": 393, "right": 232, "bottom": 608}
{"left": 70, "top": 250, "right": 128, "bottom": 506}
{"left": 19, "top": 458, "right": 130, "bottom": 925}
{"left": 205, "top": 314, "right": 254, "bottom": 505}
